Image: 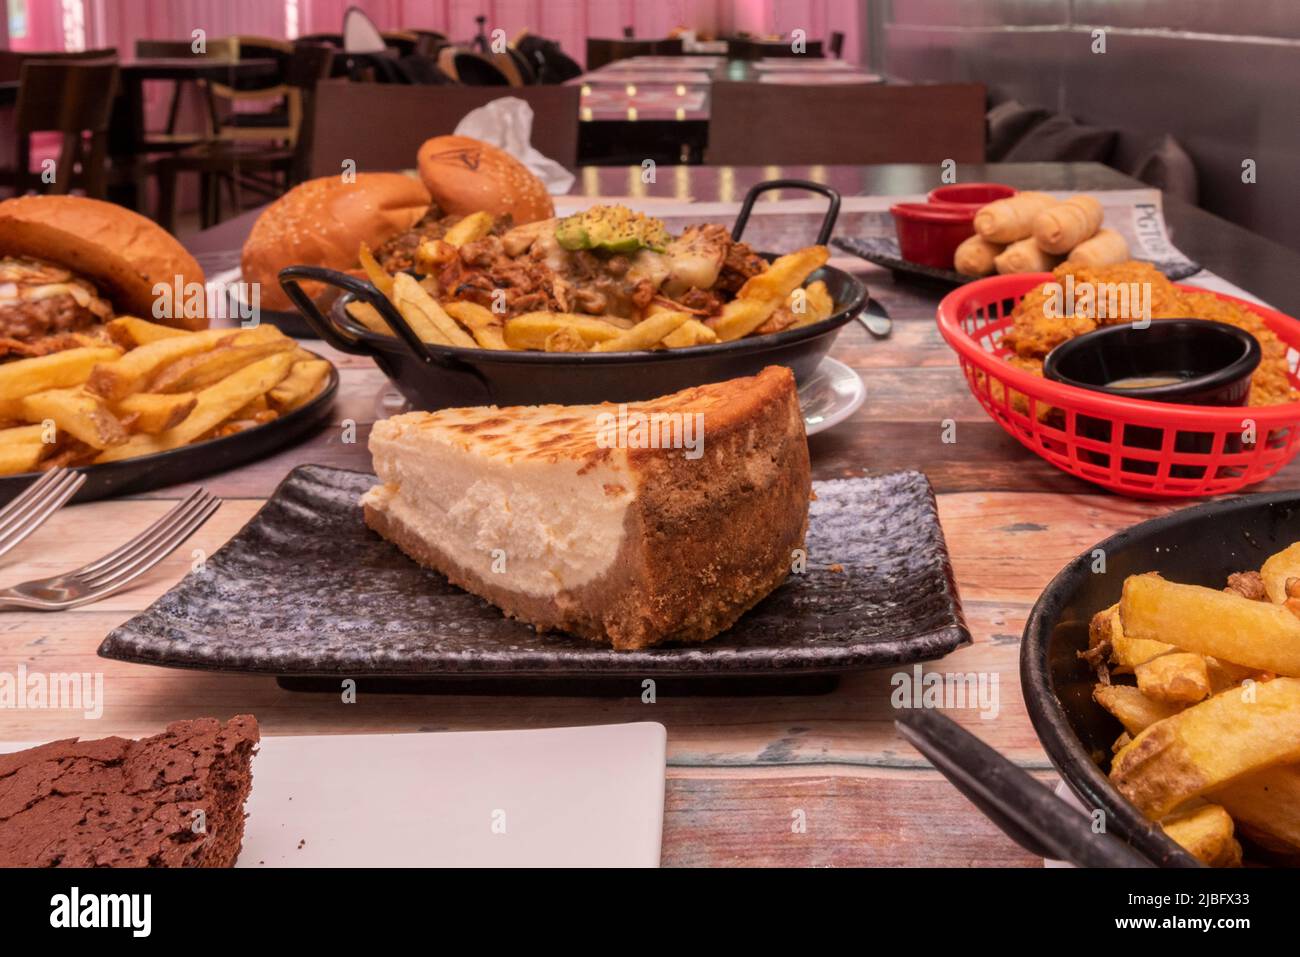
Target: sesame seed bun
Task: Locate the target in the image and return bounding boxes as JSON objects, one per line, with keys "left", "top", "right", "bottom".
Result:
{"left": 0, "top": 194, "right": 207, "bottom": 329}
{"left": 417, "top": 135, "right": 553, "bottom": 225}
{"left": 242, "top": 173, "right": 431, "bottom": 311}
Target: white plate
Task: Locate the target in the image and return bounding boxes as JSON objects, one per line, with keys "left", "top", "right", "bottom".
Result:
{"left": 1, "top": 721, "right": 666, "bottom": 868}
{"left": 800, "top": 356, "right": 866, "bottom": 435}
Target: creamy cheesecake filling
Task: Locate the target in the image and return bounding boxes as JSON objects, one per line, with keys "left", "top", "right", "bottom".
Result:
{"left": 365, "top": 419, "right": 636, "bottom": 598}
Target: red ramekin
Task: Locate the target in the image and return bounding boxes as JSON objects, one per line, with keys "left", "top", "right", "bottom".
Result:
{"left": 890, "top": 202, "right": 977, "bottom": 269}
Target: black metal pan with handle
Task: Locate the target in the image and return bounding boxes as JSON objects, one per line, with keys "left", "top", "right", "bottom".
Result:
{"left": 279, "top": 179, "right": 867, "bottom": 409}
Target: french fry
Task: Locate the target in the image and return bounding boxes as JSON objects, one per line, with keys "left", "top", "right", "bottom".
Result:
{"left": 443, "top": 211, "right": 494, "bottom": 247}
{"left": 391, "top": 273, "right": 476, "bottom": 348}
{"left": 444, "top": 301, "right": 508, "bottom": 350}
{"left": 592, "top": 310, "right": 690, "bottom": 352}
{"left": 358, "top": 242, "right": 394, "bottom": 297}
{"left": 21, "top": 387, "right": 127, "bottom": 450}
{"left": 708, "top": 246, "right": 829, "bottom": 341}
{"left": 1093, "top": 683, "right": 1182, "bottom": 735}
{"left": 1213, "top": 766, "right": 1300, "bottom": 859}
{"left": 503, "top": 313, "right": 623, "bottom": 350}
{"left": 1121, "top": 573, "right": 1300, "bottom": 676}
{"left": 1260, "top": 542, "right": 1300, "bottom": 604}
{"left": 1111, "top": 677, "right": 1300, "bottom": 818}
{"left": 661, "top": 318, "right": 720, "bottom": 348}
{"left": 1160, "top": 803, "right": 1242, "bottom": 867}
{"left": 345, "top": 301, "right": 394, "bottom": 336}
{"left": 269, "top": 359, "right": 331, "bottom": 412}
{"left": 789, "top": 279, "right": 834, "bottom": 328}
{"left": 0, "top": 346, "right": 122, "bottom": 401}
{"left": 112, "top": 392, "right": 198, "bottom": 434}
{"left": 543, "top": 327, "right": 589, "bottom": 352}
{"left": 1135, "top": 652, "right": 1212, "bottom": 705}
{"left": 148, "top": 338, "right": 294, "bottom": 394}
{"left": 0, "top": 424, "right": 48, "bottom": 476}
{"left": 96, "top": 352, "right": 296, "bottom": 462}
{"left": 86, "top": 329, "right": 236, "bottom": 401}
{"left": 414, "top": 239, "right": 457, "bottom": 276}
{"left": 106, "top": 316, "right": 188, "bottom": 348}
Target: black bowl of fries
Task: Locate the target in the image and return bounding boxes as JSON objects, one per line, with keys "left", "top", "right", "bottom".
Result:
{"left": 278, "top": 180, "right": 868, "bottom": 409}
{"left": 1022, "top": 491, "right": 1300, "bottom": 867}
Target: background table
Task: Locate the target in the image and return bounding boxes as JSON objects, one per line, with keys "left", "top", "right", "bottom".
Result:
{"left": 5, "top": 163, "right": 1300, "bottom": 866}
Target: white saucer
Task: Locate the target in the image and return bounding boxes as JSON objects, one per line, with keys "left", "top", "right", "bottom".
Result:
{"left": 800, "top": 356, "right": 866, "bottom": 435}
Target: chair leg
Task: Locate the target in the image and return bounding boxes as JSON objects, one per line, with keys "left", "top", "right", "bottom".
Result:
{"left": 198, "top": 171, "right": 214, "bottom": 230}
{"left": 155, "top": 162, "right": 178, "bottom": 233}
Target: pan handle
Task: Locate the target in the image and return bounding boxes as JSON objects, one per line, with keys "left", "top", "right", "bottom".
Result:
{"left": 278, "top": 266, "right": 473, "bottom": 378}
{"left": 732, "top": 179, "right": 841, "bottom": 246}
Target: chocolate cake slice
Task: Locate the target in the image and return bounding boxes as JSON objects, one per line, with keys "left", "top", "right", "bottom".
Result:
{"left": 0, "top": 715, "right": 258, "bottom": 867}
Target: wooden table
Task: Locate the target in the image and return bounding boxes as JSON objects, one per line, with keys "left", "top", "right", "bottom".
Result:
{"left": 6, "top": 163, "right": 1300, "bottom": 867}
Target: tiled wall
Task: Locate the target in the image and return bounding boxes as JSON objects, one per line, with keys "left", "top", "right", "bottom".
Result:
{"left": 872, "top": 0, "right": 1300, "bottom": 251}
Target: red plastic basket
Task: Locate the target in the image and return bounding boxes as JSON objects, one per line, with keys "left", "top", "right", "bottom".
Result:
{"left": 936, "top": 274, "right": 1300, "bottom": 498}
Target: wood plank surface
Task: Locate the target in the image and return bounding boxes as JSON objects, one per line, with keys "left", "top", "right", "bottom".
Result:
{"left": 6, "top": 163, "right": 1300, "bottom": 867}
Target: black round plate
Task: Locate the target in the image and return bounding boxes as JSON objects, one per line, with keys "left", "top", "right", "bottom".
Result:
{"left": 0, "top": 361, "right": 339, "bottom": 506}
{"left": 1021, "top": 490, "right": 1300, "bottom": 867}
{"left": 834, "top": 236, "right": 1205, "bottom": 287}
{"left": 228, "top": 283, "right": 319, "bottom": 339}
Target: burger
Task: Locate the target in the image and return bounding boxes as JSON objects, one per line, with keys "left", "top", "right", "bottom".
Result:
{"left": 416, "top": 135, "right": 553, "bottom": 224}
{"left": 368, "top": 136, "right": 555, "bottom": 274}
{"left": 241, "top": 173, "right": 432, "bottom": 311}
{"left": 0, "top": 195, "right": 207, "bottom": 358}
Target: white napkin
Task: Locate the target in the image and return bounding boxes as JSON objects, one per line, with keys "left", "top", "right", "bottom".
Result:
{"left": 454, "top": 97, "right": 575, "bottom": 195}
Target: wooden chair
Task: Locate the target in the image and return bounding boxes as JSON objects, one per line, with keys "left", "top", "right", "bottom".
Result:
{"left": 132, "top": 37, "right": 238, "bottom": 153}
{"left": 438, "top": 48, "right": 510, "bottom": 86}
{"left": 308, "top": 79, "right": 580, "bottom": 177}
{"left": 154, "top": 44, "right": 334, "bottom": 230}
{"left": 0, "top": 59, "right": 119, "bottom": 198}
{"left": 705, "top": 82, "right": 986, "bottom": 165}
{"left": 0, "top": 47, "right": 116, "bottom": 82}
{"left": 829, "top": 32, "right": 845, "bottom": 59}
{"left": 410, "top": 30, "right": 447, "bottom": 56}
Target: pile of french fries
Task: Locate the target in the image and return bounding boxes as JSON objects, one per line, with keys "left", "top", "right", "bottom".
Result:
{"left": 0, "top": 317, "right": 332, "bottom": 476}
{"left": 1089, "top": 545, "right": 1300, "bottom": 866}
{"left": 346, "top": 211, "right": 835, "bottom": 354}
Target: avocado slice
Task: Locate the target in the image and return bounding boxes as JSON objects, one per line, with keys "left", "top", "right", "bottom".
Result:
{"left": 555, "top": 205, "right": 669, "bottom": 254}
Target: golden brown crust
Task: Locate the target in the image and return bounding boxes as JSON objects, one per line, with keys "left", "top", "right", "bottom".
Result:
{"left": 0, "top": 195, "right": 207, "bottom": 328}
{"left": 242, "top": 173, "right": 431, "bottom": 310}
{"left": 417, "top": 135, "right": 553, "bottom": 225}
{"left": 365, "top": 367, "right": 810, "bottom": 650}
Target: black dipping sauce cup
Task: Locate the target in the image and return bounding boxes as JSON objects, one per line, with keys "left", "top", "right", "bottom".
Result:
{"left": 1042, "top": 319, "right": 1262, "bottom": 478}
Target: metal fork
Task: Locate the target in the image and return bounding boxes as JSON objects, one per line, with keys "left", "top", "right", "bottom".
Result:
{"left": 0, "top": 467, "right": 87, "bottom": 561}
{"left": 0, "top": 488, "right": 221, "bottom": 611}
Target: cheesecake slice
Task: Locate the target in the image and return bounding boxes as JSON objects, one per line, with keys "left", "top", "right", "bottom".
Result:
{"left": 363, "top": 366, "right": 811, "bottom": 650}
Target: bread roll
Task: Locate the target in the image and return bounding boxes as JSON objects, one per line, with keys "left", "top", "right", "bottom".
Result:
{"left": 1066, "top": 228, "right": 1130, "bottom": 267}
{"left": 973, "top": 192, "right": 1056, "bottom": 243}
{"left": 953, "top": 235, "right": 1004, "bottom": 277}
{"left": 1032, "top": 195, "right": 1104, "bottom": 254}
{"left": 418, "top": 135, "right": 553, "bottom": 224}
{"left": 0, "top": 195, "right": 207, "bottom": 328}
{"left": 995, "top": 237, "right": 1062, "bottom": 275}
{"left": 241, "top": 173, "right": 431, "bottom": 311}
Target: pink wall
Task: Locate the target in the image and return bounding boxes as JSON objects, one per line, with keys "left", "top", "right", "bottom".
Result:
{"left": 9, "top": 0, "right": 860, "bottom": 66}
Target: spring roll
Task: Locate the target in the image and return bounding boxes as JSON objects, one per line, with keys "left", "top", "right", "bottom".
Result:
{"left": 1033, "top": 195, "right": 1104, "bottom": 253}
{"left": 953, "top": 235, "right": 1004, "bottom": 277}
{"left": 973, "top": 191, "right": 1056, "bottom": 243}
{"left": 1066, "top": 228, "right": 1130, "bottom": 267}
{"left": 994, "top": 237, "right": 1062, "bottom": 275}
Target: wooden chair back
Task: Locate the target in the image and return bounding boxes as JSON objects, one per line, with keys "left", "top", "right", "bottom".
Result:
{"left": 0, "top": 47, "right": 116, "bottom": 82}
{"left": 309, "top": 79, "right": 579, "bottom": 176}
{"left": 14, "top": 59, "right": 119, "bottom": 196}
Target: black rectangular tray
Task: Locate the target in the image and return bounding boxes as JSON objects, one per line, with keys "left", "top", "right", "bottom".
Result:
{"left": 99, "top": 465, "right": 969, "bottom": 679}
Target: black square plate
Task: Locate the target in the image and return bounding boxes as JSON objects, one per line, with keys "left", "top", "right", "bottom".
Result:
{"left": 99, "top": 465, "right": 969, "bottom": 679}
